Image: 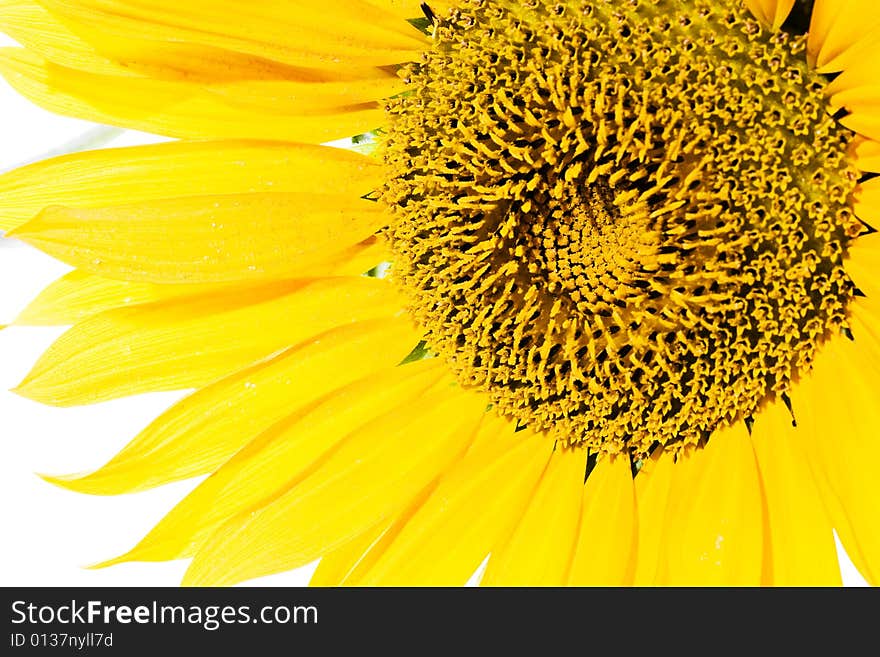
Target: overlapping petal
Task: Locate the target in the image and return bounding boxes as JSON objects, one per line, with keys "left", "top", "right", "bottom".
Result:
{"left": 656, "top": 424, "right": 765, "bottom": 586}
{"left": 793, "top": 313, "right": 880, "bottom": 585}
{"left": 9, "top": 191, "right": 388, "bottom": 284}
{"left": 481, "top": 445, "right": 584, "bottom": 586}
{"left": 567, "top": 454, "right": 636, "bottom": 586}
{"left": 36, "top": 0, "right": 427, "bottom": 69}
{"left": 15, "top": 277, "right": 405, "bottom": 405}
{"left": 0, "top": 49, "right": 388, "bottom": 142}
{"left": 42, "top": 317, "right": 422, "bottom": 493}
{"left": 0, "top": 140, "right": 382, "bottom": 232}
{"left": 181, "top": 380, "right": 487, "bottom": 586}
{"left": 750, "top": 400, "right": 841, "bottom": 586}
{"left": 354, "top": 421, "right": 553, "bottom": 586}
{"left": 99, "top": 359, "right": 449, "bottom": 568}
{"left": 808, "top": 0, "right": 880, "bottom": 72}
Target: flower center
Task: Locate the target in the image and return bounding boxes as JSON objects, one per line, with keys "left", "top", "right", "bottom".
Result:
{"left": 381, "top": 0, "right": 861, "bottom": 456}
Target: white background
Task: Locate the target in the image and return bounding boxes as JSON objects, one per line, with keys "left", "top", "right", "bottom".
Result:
{"left": 0, "top": 33, "right": 868, "bottom": 587}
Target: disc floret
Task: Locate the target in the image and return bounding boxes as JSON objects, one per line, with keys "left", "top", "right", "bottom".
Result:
{"left": 383, "top": 0, "right": 861, "bottom": 455}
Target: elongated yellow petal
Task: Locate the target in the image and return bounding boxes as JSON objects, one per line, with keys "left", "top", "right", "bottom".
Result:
{"left": 359, "top": 420, "right": 553, "bottom": 586}
{"left": 744, "top": 0, "right": 794, "bottom": 30}
{"left": 853, "top": 178, "right": 880, "bottom": 228}
{"left": 0, "top": 49, "right": 385, "bottom": 143}
{"left": 102, "top": 360, "right": 446, "bottom": 566}
{"left": 743, "top": 0, "right": 771, "bottom": 25}
{"left": 850, "top": 298, "right": 880, "bottom": 360}
{"left": 850, "top": 137, "right": 880, "bottom": 173}
{"left": 845, "top": 232, "right": 880, "bottom": 299}
{"left": 309, "top": 522, "right": 392, "bottom": 587}
{"left": 660, "top": 423, "right": 765, "bottom": 586}
{"left": 632, "top": 447, "right": 676, "bottom": 585}
{"left": 481, "top": 445, "right": 584, "bottom": 586}
{"left": 204, "top": 76, "right": 406, "bottom": 114}
{"left": 750, "top": 400, "right": 841, "bottom": 586}
{"left": 0, "top": 140, "right": 382, "bottom": 232}
{"left": 9, "top": 192, "right": 387, "bottom": 284}
{"left": 0, "top": 0, "right": 124, "bottom": 75}
{"left": 38, "top": 0, "right": 427, "bottom": 69}
{"left": 12, "top": 244, "right": 385, "bottom": 326}
{"left": 182, "top": 384, "right": 487, "bottom": 586}
{"left": 309, "top": 473, "right": 444, "bottom": 586}
{"left": 2, "top": 0, "right": 405, "bottom": 85}
{"left": 362, "top": 0, "right": 456, "bottom": 20}
{"left": 42, "top": 317, "right": 422, "bottom": 493}
{"left": 567, "top": 454, "right": 636, "bottom": 586}
{"left": 793, "top": 324, "right": 880, "bottom": 585}
{"left": 315, "top": 415, "right": 518, "bottom": 586}
{"left": 362, "top": 0, "right": 421, "bottom": 19}
{"left": 823, "top": 47, "right": 880, "bottom": 138}
{"left": 841, "top": 111, "right": 880, "bottom": 143}
{"left": 808, "top": 0, "right": 880, "bottom": 72}
{"left": 824, "top": 51, "right": 880, "bottom": 108}
{"left": 15, "top": 277, "right": 404, "bottom": 405}
{"left": 323, "top": 236, "right": 390, "bottom": 277}
{"left": 771, "top": 0, "right": 795, "bottom": 29}
{"left": 15, "top": 270, "right": 214, "bottom": 325}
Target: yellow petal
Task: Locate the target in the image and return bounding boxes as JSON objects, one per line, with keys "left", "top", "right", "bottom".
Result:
{"left": 823, "top": 43, "right": 880, "bottom": 129}
{"left": 850, "top": 297, "right": 880, "bottom": 361}
{"left": 0, "top": 139, "right": 382, "bottom": 232}
{"left": 103, "top": 359, "right": 446, "bottom": 566}
{"left": 660, "top": 423, "right": 766, "bottom": 586}
{"left": 824, "top": 48, "right": 880, "bottom": 107}
{"left": 808, "top": 0, "right": 880, "bottom": 72}
{"left": 0, "top": 0, "right": 124, "bottom": 75}
{"left": 841, "top": 111, "right": 880, "bottom": 143}
{"left": 567, "top": 454, "right": 636, "bottom": 586}
{"left": 322, "top": 236, "right": 390, "bottom": 277}
{"left": 845, "top": 232, "right": 880, "bottom": 299}
{"left": 37, "top": 0, "right": 427, "bottom": 69}
{"left": 42, "top": 316, "right": 422, "bottom": 493}
{"left": 744, "top": 0, "right": 795, "bottom": 30}
{"left": 308, "top": 522, "right": 392, "bottom": 587}
{"left": 362, "top": 0, "right": 422, "bottom": 19}
{"left": 1, "top": 1, "right": 405, "bottom": 86}
{"left": 12, "top": 243, "right": 387, "bottom": 326}
{"left": 9, "top": 192, "right": 387, "bottom": 284}
{"left": 743, "top": 0, "right": 771, "bottom": 25}
{"left": 481, "top": 444, "right": 585, "bottom": 586}
{"left": 309, "top": 474, "right": 442, "bottom": 586}
{"left": 850, "top": 136, "right": 880, "bottom": 173}
{"left": 362, "top": 0, "right": 456, "bottom": 20}
{"left": 771, "top": 0, "right": 796, "bottom": 29}
{"left": 318, "top": 414, "right": 510, "bottom": 586}
{"left": 853, "top": 178, "right": 880, "bottom": 229}
{"left": 632, "top": 447, "right": 676, "bottom": 586}
{"left": 204, "top": 75, "right": 406, "bottom": 114}
{"left": 182, "top": 384, "right": 487, "bottom": 586}
{"left": 15, "top": 270, "right": 215, "bottom": 325}
{"left": 793, "top": 325, "right": 880, "bottom": 585}
{"left": 750, "top": 399, "right": 841, "bottom": 586}
{"left": 0, "top": 49, "right": 385, "bottom": 143}
{"left": 15, "top": 276, "right": 404, "bottom": 405}
{"left": 354, "top": 420, "right": 554, "bottom": 586}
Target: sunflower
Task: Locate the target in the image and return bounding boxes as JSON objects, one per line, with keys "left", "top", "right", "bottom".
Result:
{"left": 0, "top": 0, "right": 878, "bottom": 587}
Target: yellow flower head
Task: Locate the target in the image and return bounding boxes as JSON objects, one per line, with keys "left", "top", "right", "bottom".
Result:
{"left": 0, "top": 0, "right": 879, "bottom": 586}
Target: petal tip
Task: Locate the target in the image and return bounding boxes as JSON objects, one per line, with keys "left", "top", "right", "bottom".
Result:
{"left": 37, "top": 470, "right": 96, "bottom": 493}
{"left": 84, "top": 554, "right": 128, "bottom": 570}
